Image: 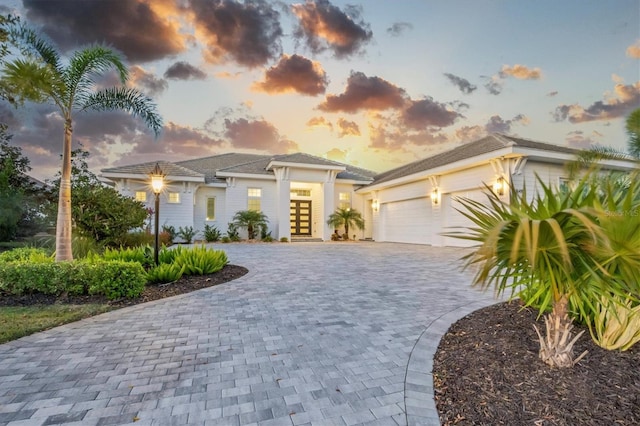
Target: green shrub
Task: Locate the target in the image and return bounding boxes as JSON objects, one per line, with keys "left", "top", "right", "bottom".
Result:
{"left": 220, "top": 236, "right": 231, "bottom": 243}
{"left": 226, "top": 223, "right": 240, "bottom": 241}
{"left": 146, "top": 263, "right": 186, "bottom": 284}
{"left": 162, "top": 225, "right": 176, "bottom": 244}
{"left": 102, "top": 245, "right": 153, "bottom": 269}
{"left": 178, "top": 226, "right": 198, "bottom": 244}
{"left": 174, "top": 246, "right": 228, "bottom": 275}
{"left": 118, "top": 231, "right": 154, "bottom": 248}
{"left": 71, "top": 235, "right": 103, "bottom": 259}
{"left": 203, "top": 224, "right": 221, "bottom": 242}
{"left": 158, "top": 245, "right": 184, "bottom": 265}
{"left": 262, "top": 235, "right": 274, "bottom": 242}
{"left": 279, "top": 237, "right": 288, "bottom": 243}
{"left": 0, "top": 247, "right": 52, "bottom": 263}
{"left": 86, "top": 261, "right": 146, "bottom": 299}
{"left": 0, "top": 261, "right": 63, "bottom": 295}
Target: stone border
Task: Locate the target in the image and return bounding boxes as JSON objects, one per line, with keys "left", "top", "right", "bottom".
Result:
{"left": 404, "top": 300, "right": 500, "bottom": 425}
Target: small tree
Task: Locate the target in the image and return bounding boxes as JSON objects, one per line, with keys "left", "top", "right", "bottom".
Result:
{"left": 232, "top": 210, "right": 268, "bottom": 240}
{"left": 326, "top": 207, "right": 364, "bottom": 240}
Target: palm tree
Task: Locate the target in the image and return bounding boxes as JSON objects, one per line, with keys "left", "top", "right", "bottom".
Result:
{"left": 626, "top": 108, "right": 640, "bottom": 159}
{"left": 449, "top": 177, "right": 611, "bottom": 367}
{"left": 326, "top": 207, "right": 365, "bottom": 240}
{"left": 232, "top": 210, "right": 269, "bottom": 240}
{"left": 1, "top": 24, "right": 162, "bottom": 261}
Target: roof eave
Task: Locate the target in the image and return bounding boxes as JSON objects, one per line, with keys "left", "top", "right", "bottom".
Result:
{"left": 100, "top": 172, "right": 205, "bottom": 183}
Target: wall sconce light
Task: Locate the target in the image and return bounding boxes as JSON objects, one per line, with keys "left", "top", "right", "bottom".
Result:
{"left": 493, "top": 176, "right": 506, "bottom": 196}
{"left": 372, "top": 199, "right": 379, "bottom": 212}
{"left": 431, "top": 187, "right": 440, "bottom": 205}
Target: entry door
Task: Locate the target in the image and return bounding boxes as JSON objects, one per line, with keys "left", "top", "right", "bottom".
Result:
{"left": 290, "top": 200, "right": 312, "bottom": 236}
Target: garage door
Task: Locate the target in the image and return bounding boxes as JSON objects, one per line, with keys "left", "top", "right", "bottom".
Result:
{"left": 382, "top": 197, "right": 431, "bottom": 244}
{"left": 443, "top": 190, "right": 488, "bottom": 247}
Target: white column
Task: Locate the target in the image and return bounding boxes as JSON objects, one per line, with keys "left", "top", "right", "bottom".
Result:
{"left": 321, "top": 170, "right": 337, "bottom": 241}
{"left": 274, "top": 167, "right": 291, "bottom": 241}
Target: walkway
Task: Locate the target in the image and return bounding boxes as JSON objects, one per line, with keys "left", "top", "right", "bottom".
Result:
{"left": 0, "top": 243, "right": 498, "bottom": 426}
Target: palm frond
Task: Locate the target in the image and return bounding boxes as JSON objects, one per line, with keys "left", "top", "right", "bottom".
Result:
{"left": 81, "top": 87, "right": 163, "bottom": 137}
{"left": 1, "top": 59, "right": 65, "bottom": 108}
{"left": 8, "top": 23, "right": 62, "bottom": 74}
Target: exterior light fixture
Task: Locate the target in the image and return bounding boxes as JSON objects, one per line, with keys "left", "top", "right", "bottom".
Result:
{"left": 493, "top": 176, "right": 506, "bottom": 197}
{"left": 149, "top": 163, "right": 165, "bottom": 265}
{"left": 431, "top": 187, "right": 439, "bottom": 205}
{"left": 372, "top": 199, "right": 379, "bottom": 211}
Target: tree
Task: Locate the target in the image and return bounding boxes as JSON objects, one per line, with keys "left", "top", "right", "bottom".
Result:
{"left": 449, "top": 175, "right": 640, "bottom": 367}
{"left": 232, "top": 210, "right": 269, "bottom": 240}
{"left": 326, "top": 207, "right": 365, "bottom": 240}
{"left": 1, "top": 23, "right": 162, "bottom": 261}
{"left": 46, "top": 148, "right": 148, "bottom": 247}
{"left": 0, "top": 14, "right": 20, "bottom": 102}
{"left": 626, "top": 108, "right": 640, "bottom": 159}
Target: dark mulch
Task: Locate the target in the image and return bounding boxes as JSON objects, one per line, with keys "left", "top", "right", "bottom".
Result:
{"left": 0, "top": 264, "right": 248, "bottom": 308}
{"left": 433, "top": 300, "right": 640, "bottom": 426}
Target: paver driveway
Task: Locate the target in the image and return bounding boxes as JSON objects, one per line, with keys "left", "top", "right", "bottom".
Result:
{"left": 0, "top": 243, "right": 498, "bottom": 426}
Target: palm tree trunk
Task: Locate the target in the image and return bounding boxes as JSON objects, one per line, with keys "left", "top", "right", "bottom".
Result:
{"left": 345, "top": 223, "right": 349, "bottom": 239}
{"left": 55, "top": 119, "right": 73, "bottom": 261}
{"left": 534, "top": 295, "right": 588, "bottom": 368}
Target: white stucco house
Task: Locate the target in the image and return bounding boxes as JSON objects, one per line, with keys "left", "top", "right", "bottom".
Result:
{"left": 101, "top": 133, "right": 638, "bottom": 246}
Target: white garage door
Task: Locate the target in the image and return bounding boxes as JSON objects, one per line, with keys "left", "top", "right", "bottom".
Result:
{"left": 443, "top": 190, "right": 488, "bottom": 247}
{"left": 382, "top": 197, "right": 431, "bottom": 244}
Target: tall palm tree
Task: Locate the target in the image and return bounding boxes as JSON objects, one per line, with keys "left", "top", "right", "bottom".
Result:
{"left": 1, "top": 24, "right": 162, "bottom": 261}
{"left": 326, "top": 207, "right": 365, "bottom": 240}
{"left": 232, "top": 210, "right": 269, "bottom": 240}
{"left": 626, "top": 108, "right": 640, "bottom": 159}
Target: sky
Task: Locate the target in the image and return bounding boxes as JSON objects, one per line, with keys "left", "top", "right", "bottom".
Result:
{"left": 1, "top": 0, "right": 639, "bottom": 181}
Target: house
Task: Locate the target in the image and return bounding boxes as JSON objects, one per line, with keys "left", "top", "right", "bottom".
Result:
{"left": 101, "top": 133, "right": 638, "bottom": 246}
{"left": 101, "top": 153, "right": 377, "bottom": 242}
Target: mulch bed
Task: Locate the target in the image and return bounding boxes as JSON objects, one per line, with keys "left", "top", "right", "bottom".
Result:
{"left": 0, "top": 264, "right": 248, "bottom": 308}
{"left": 433, "top": 300, "right": 640, "bottom": 426}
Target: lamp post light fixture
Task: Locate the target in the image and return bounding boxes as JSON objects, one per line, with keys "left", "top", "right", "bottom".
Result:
{"left": 150, "top": 162, "right": 165, "bottom": 265}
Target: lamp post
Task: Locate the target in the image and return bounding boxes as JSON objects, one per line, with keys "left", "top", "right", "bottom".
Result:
{"left": 150, "top": 163, "right": 165, "bottom": 265}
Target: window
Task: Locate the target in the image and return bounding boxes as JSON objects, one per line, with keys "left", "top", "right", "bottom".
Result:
{"left": 248, "top": 188, "right": 261, "bottom": 211}
{"left": 339, "top": 192, "right": 351, "bottom": 209}
{"left": 291, "top": 189, "right": 311, "bottom": 197}
{"left": 168, "top": 192, "right": 180, "bottom": 203}
{"left": 206, "top": 197, "right": 216, "bottom": 220}
{"left": 558, "top": 177, "right": 572, "bottom": 193}
{"left": 135, "top": 191, "right": 147, "bottom": 202}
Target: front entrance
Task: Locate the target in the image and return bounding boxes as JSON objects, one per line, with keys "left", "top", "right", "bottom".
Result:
{"left": 290, "top": 200, "right": 312, "bottom": 236}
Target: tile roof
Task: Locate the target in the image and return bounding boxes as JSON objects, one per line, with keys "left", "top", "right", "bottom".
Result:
{"left": 370, "top": 133, "right": 581, "bottom": 186}
{"left": 102, "top": 153, "right": 375, "bottom": 184}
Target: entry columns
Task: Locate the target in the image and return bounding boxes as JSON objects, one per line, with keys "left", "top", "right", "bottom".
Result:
{"left": 322, "top": 170, "right": 337, "bottom": 241}
{"left": 274, "top": 167, "right": 291, "bottom": 241}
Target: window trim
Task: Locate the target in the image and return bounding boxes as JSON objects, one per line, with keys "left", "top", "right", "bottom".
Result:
{"left": 167, "top": 192, "right": 181, "bottom": 204}
{"left": 206, "top": 197, "right": 216, "bottom": 221}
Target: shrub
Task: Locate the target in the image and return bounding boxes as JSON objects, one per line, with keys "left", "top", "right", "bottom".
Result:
{"left": 203, "top": 224, "right": 222, "bottom": 242}
{"left": 159, "top": 231, "right": 172, "bottom": 246}
{"left": 220, "top": 236, "right": 231, "bottom": 243}
{"left": 162, "top": 225, "right": 176, "bottom": 244}
{"left": 146, "top": 263, "right": 186, "bottom": 284}
{"left": 279, "top": 237, "right": 288, "bottom": 243}
{"left": 71, "top": 235, "right": 103, "bottom": 259}
{"left": 592, "top": 295, "right": 640, "bottom": 351}
{"left": 174, "top": 246, "right": 228, "bottom": 275}
{"left": 262, "top": 234, "right": 274, "bottom": 242}
{"left": 102, "top": 245, "right": 153, "bottom": 269}
{"left": 118, "top": 231, "right": 154, "bottom": 248}
{"left": 86, "top": 261, "right": 147, "bottom": 299}
{"left": 158, "top": 245, "right": 185, "bottom": 265}
{"left": 177, "top": 226, "right": 197, "bottom": 244}
{"left": 226, "top": 223, "right": 240, "bottom": 241}
{"left": 0, "top": 247, "right": 52, "bottom": 263}
{"left": 0, "top": 259, "right": 146, "bottom": 299}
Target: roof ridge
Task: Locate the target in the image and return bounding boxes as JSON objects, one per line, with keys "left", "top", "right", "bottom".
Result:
{"left": 217, "top": 155, "right": 271, "bottom": 172}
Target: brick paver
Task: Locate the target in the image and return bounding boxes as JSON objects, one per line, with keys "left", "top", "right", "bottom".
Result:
{"left": 0, "top": 243, "right": 498, "bottom": 426}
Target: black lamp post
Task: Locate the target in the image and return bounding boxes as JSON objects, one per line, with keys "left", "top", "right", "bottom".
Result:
{"left": 150, "top": 163, "right": 165, "bottom": 265}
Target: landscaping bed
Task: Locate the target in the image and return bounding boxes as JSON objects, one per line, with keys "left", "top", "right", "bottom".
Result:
{"left": 0, "top": 264, "right": 248, "bottom": 308}
{"left": 434, "top": 301, "right": 640, "bottom": 426}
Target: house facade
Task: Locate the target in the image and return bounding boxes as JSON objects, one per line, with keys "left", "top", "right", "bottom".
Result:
{"left": 102, "top": 134, "right": 638, "bottom": 246}
{"left": 101, "top": 153, "right": 377, "bottom": 242}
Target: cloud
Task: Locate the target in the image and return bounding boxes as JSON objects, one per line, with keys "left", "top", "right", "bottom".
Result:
{"left": 325, "top": 147, "right": 348, "bottom": 162}
{"left": 500, "top": 64, "right": 542, "bottom": 80}
{"left": 443, "top": 73, "right": 477, "bottom": 94}
{"left": 484, "top": 114, "right": 529, "bottom": 133}
{"left": 129, "top": 66, "right": 168, "bottom": 97}
{"left": 318, "top": 71, "right": 407, "bottom": 113}
{"left": 291, "top": 0, "right": 373, "bottom": 58}
{"left": 547, "top": 91, "right": 559, "bottom": 97}
{"left": 336, "top": 118, "right": 360, "bottom": 137}
{"left": 223, "top": 118, "right": 298, "bottom": 152}
{"left": 553, "top": 81, "right": 640, "bottom": 123}
{"left": 484, "top": 63, "right": 542, "bottom": 95}
{"left": 386, "top": 22, "right": 413, "bottom": 37}
{"left": 400, "top": 97, "right": 462, "bottom": 130}
{"left": 23, "top": 0, "right": 185, "bottom": 62}
{"left": 190, "top": 0, "right": 283, "bottom": 68}
{"left": 367, "top": 113, "right": 450, "bottom": 151}
{"left": 626, "top": 40, "right": 640, "bottom": 58}
{"left": 306, "top": 116, "right": 333, "bottom": 130}
{"left": 454, "top": 125, "right": 487, "bottom": 143}
{"left": 565, "top": 130, "right": 603, "bottom": 149}
{"left": 252, "top": 54, "right": 328, "bottom": 96}
{"left": 164, "top": 61, "right": 207, "bottom": 80}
